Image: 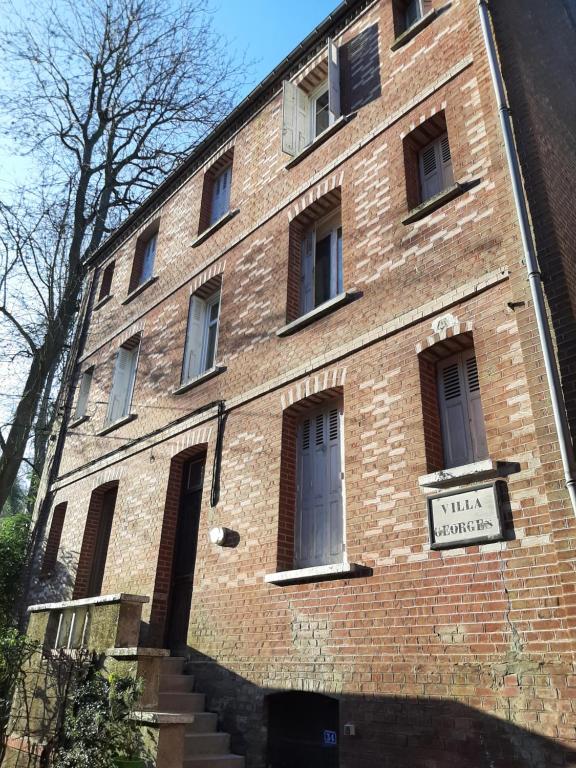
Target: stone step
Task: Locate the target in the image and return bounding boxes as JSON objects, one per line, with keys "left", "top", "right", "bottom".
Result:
{"left": 161, "top": 656, "right": 187, "bottom": 674}
{"left": 185, "top": 732, "right": 230, "bottom": 756}
{"left": 158, "top": 692, "right": 206, "bottom": 713}
{"left": 185, "top": 712, "right": 219, "bottom": 734}
{"left": 183, "top": 756, "right": 244, "bottom": 768}
{"left": 159, "top": 673, "right": 195, "bottom": 692}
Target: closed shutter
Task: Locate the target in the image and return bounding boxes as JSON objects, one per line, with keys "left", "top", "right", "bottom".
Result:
{"left": 463, "top": 349, "right": 488, "bottom": 461}
{"left": 141, "top": 235, "right": 156, "bottom": 283}
{"left": 182, "top": 295, "right": 206, "bottom": 382}
{"left": 438, "top": 350, "right": 488, "bottom": 468}
{"left": 282, "top": 80, "right": 298, "bottom": 156}
{"left": 300, "top": 230, "right": 315, "bottom": 314}
{"left": 107, "top": 344, "right": 137, "bottom": 424}
{"left": 419, "top": 141, "right": 441, "bottom": 201}
{"left": 438, "top": 355, "right": 474, "bottom": 468}
{"left": 296, "top": 403, "right": 344, "bottom": 568}
{"left": 327, "top": 38, "right": 341, "bottom": 121}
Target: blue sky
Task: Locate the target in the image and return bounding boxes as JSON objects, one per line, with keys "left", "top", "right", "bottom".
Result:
{"left": 213, "top": 0, "right": 340, "bottom": 96}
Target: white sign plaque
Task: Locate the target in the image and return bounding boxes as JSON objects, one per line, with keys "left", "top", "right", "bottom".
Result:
{"left": 428, "top": 482, "right": 504, "bottom": 549}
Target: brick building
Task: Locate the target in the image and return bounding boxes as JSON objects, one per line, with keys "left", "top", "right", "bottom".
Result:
{"left": 18, "top": 0, "right": 576, "bottom": 766}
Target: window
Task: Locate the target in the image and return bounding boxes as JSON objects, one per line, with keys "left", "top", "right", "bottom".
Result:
{"left": 74, "top": 367, "right": 94, "bottom": 421}
{"left": 210, "top": 164, "right": 232, "bottom": 225}
{"left": 41, "top": 502, "right": 67, "bottom": 577}
{"left": 301, "top": 210, "right": 343, "bottom": 316}
{"left": 404, "top": 0, "right": 423, "bottom": 29}
{"left": 281, "top": 38, "right": 341, "bottom": 157}
{"left": 295, "top": 401, "right": 344, "bottom": 569}
{"left": 437, "top": 349, "right": 488, "bottom": 469}
{"left": 419, "top": 134, "right": 454, "bottom": 202}
{"left": 393, "top": 0, "right": 433, "bottom": 38}
{"left": 128, "top": 229, "right": 158, "bottom": 294}
{"left": 198, "top": 149, "right": 235, "bottom": 237}
{"left": 106, "top": 336, "right": 140, "bottom": 425}
{"left": 97, "top": 261, "right": 115, "bottom": 302}
{"left": 181, "top": 290, "right": 221, "bottom": 384}
{"left": 403, "top": 112, "right": 455, "bottom": 210}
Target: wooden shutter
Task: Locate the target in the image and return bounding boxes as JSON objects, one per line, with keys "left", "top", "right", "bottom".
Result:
{"left": 296, "top": 87, "right": 310, "bottom": 153}
{"left": 282, "top": 80, "right": 298, "bottom": 156}
{"left": 141, "top": 235, "right": 156, "bottom": 283}
{"left": 75, "top": 369, "right": 93, "bottom": 419}
{"left": 300, "top": 230, "right": 315, "bottom": 314}
{"left": 327, "top": 38, "right": 341, "bottom": 121}
{"left": 182, "top": 295, "right": 206, "bottom": 382}
{"left": 440, "top": 134, "right": 454, "bottom": 189}
{"left": 463, "top": 349, "right": 488, "bottom": 461}
{"left": 437, "top": 355, "right": 474, "bottom": 468}
{"left": 296, "top": 403, "right": 344, "bottom": 568}
{"left": 419, "top": 141, "right": 441, "bottom": 201}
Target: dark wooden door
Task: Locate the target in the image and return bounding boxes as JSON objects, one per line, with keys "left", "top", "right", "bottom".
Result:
{"left": 165, "top": 457, "right": 205, "bottom": 654}
{"left": 87, "top": 485, "right": 117, "bottom": 598}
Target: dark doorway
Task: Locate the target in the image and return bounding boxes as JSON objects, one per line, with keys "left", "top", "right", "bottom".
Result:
{"left": 165, "top": 455, "right": 205, "bottom": 654}
{"left": 86, "top": 485, "right": 118, "bottom": 598}
{"left": 267, "top": 691, "right": 339, "bottom": 768}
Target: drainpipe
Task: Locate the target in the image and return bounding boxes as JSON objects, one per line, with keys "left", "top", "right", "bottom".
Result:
{"left": 478, "top": 0, "right": 576, "bottom": 515}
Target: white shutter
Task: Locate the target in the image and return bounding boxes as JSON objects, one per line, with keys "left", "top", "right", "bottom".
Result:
{"left": 296, "top": 404, "right": 344, "bottom": 568}
{"left": 438, "top": 356, "right": 474, "bottom": 468}
{"left": 463, "top": 350, "right": 488, "bottom": 461}
{"left": 440, "top": 134, "right": 454, "bottom": 189}
{"left": 122, "top": 345, "right": 139, "bottom": 417}
{"left": 141, "top": 235, "right": 156, "bottom": 283}
{"left": 300, "top": 230, "right": 315, "bottom": 314}
{"left": 327, "top": 38, "right": 341, "bottom": 121}
{"left": 182, "top": 295, "right": 206, "bottom": 382}
{"left": 419, "top": 141, "right": 441, "bottom": 201}
{"left": 107, "top": 345, "right": 136, "bottom": 424}
{"left": 74, "top": 370, "right": 93, "bottom": 420}
{"left": 282, "top": 80, "right": 298, "bottom": 156}
{"left": 296, "top": 87, "right": 310, "bottom": 153}
{"left": 326, "top": 407, "right": 344, "bottom": 563}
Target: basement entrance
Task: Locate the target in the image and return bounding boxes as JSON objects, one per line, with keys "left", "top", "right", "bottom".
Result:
{"left": 165, "top": 454, "right": 205, "bottom": 654}
{"left": 266, "top": 692, "right": 339, "bottom": 768}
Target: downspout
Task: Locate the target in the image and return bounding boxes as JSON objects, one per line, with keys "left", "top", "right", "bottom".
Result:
{"left": 478, "top": 0, "right": 576, "bottom": 515}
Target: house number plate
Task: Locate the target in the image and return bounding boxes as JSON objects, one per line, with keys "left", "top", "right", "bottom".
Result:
{"left": 427, "top": 481, "right": 505, "bottom": 550}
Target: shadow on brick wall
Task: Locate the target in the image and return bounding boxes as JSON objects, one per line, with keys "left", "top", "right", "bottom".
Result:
{"left": 183, "top": 647, "right": 576, "bottom": 768}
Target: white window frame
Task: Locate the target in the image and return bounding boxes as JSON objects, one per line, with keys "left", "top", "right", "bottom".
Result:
{"left": 418, "top": 133, "right": 454, "bottom": 203}
{"left": 139, "top": 234, "right": 157, "bottom": 285}
{"left": 210, "top": 164, "right": 232, "bottom": 225}
{"left": 404, "top": 0, "right": 423, "bottom": 29}
{"left": 300, "top": 210, "right": 343, "bottom": 316}
{"left": 181, "top": 291, "right": 221, "bottom": 384}
{"left": 74, "top": 368, "right": 94, "bottom": 421}
{"left": 281, "top": 38, "right": 341, "bottom": 157}
{"left": 295, "top": 400, "right": 346, "bottom": 570}
{"left": 105, "top": 339, "right": 140, "bottom": 425}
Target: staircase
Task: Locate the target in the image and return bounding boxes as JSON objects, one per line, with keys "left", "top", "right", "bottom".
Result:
{"left": 159, "top": 656, "right": 245, "bottom": 767}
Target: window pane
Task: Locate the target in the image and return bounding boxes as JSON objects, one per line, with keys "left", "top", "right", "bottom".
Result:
{"left": 315, "top": 234, "right": 332, "bottom": 307}
{"left": 336, "top": 227, "right": 343, "bottom": 294}
{"left": 204, "top": 323, "right": 218, "bottom": 370}
{"left": 315, "top": 90, "right": 330, "bottom": 137}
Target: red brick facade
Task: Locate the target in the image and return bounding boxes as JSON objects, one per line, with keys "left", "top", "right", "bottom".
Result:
{"left": 30, "top": 1, "right": 576, "bottom": 765}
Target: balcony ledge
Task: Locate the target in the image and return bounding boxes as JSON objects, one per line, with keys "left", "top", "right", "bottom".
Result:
{"left": 276, "top": 291, "right": 358, "bottom": 337}
{"left": 285, "top": 114, "right": 355, "bottom": 170}
{"left": 97, "top": 413, "right": 137, "bottom": 436}
{"left": 192, "top": 208, "right": 239, "bottom": 248}
{"left": 265, "top": 561, "right": 371, "bottom": 585}
{"left": 391, "top": 9, "right": 438, "bottom": 51}
{"left": 173, "top": 365, "right": 226, "bottom": 395}
{"left": 28, "top": 593, "right": 149, "bottom": 613}
{"left": 418, "top": 459, "right": 521, "bottom": 489}
{"left": 122, "top": 275, "right": 158, "bottom": 304}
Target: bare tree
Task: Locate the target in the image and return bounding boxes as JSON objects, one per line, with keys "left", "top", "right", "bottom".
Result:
{"left": 0, "top": 0, "right": 246, "bottom": 512}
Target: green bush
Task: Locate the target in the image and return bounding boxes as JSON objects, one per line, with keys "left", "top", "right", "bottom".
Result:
{"left": 0, "top": 512, "right": 30, "bottom": 628}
